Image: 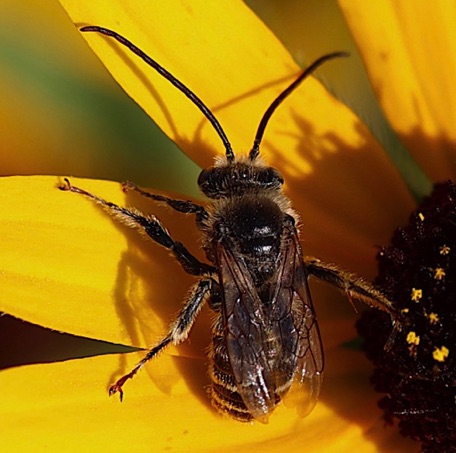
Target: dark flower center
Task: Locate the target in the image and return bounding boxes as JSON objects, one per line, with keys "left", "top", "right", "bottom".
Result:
{"left": 357, "top": 181, "right": 456, "bottom": 452}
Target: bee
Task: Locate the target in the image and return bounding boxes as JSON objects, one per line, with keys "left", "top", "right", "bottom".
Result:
{"left": 61, "top": 26, "right": 399, "bottom": 423}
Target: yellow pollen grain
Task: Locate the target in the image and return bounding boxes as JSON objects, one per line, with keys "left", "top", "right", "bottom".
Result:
{"left": 418, "top": 212, "right": 425, "bottom": 221}
{"left": 406, "top": 331, "right": 420, "bottom": 345}
{"left": 427, "top": 312, "right": 439, "bottom": 324}
{"left": 411, "top": 288, "right": 422, "bottom": 302}
{"left": 440, "top": 245, "right": 451, "bottom": 256}
{"left": 433, "top": 346, "right": 449, "bottom": 362}
{"left": 401, "top": 308, "right": 410, "bottom": 314}
{"left": 434, "top": 268, "right": 446, "bottom": 280}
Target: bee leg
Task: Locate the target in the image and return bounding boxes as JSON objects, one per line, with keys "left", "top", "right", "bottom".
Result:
{"left": 305, "top": 257, "right": 403, "bottom": 351}
{"left": 122, "top": 181, "right": 208, "bottom": 224}
{"left": 109, "top": 277, "right": 214, "bottom": 400}
{"left": 305, "top": 257, "right": 399, "bottom": 321}
{"left": 59, "top": 178, "right": 215, "bottom": 276}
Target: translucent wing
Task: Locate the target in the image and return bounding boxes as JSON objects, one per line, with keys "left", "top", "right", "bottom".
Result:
{"left": 277, "top": 226, "right": 324, "bottom": 417}
{"left": 216, "top": 222, "right": 323, "bottom": 422}
{"left": 217, "top": 244, "right": 277, "bottom": 422}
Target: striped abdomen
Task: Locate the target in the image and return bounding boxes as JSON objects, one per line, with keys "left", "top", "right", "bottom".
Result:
{"left": 208, "top": 315, "right": 254, "bottom": 422}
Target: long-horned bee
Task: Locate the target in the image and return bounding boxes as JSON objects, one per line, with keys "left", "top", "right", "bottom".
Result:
{"left": 61, "top": 26, "right": 399, "bottom": 423}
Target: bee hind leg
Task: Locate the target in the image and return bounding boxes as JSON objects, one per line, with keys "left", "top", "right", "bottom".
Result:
{"left": 109, "top": 277, "right": 215, "bottom": 400}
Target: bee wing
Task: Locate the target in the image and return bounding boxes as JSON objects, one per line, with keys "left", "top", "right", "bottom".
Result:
{"left": 217, "top": 244, "right": 277, "bottom": 423}
{"left": 275, "top": 226, "right": 324, "bottom": 418}
{"left": 216, "top": 224, "right": 323, "bottom": 422}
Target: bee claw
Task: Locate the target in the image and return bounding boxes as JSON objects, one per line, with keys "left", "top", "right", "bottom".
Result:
{"left": 121, "top": 181, "right": 136, "bottom": 193}
{"left": 58, "top": 177, "right": 72, "bottom": 191}
{"left": 109, "top": 384, "right": 124, "bottom": 402}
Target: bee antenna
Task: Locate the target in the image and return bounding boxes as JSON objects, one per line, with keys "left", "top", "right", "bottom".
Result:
{"left": 80, "top": 26, "right": 235, "bottom": 163}
{"left": 249, "top": 51, "right": 349, "bottom": 160}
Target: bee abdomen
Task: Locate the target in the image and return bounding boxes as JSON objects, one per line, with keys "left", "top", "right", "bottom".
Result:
{"left": 208, "top": 332, "right": 253, "bottom": 422}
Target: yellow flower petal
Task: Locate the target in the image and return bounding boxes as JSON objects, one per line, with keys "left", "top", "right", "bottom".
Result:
{"left": 0, "top": 341, "right": 416, "bottom": 451}
{"left": 0, "top": 176, "right": 204, "bottom": 349}
{"left": 340, "top": 0, "right": 456, "bottom": 181}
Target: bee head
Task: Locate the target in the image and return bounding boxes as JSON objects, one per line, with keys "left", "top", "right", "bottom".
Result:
{"left": 198, "top": 157, "right": 283, "bottom": 199}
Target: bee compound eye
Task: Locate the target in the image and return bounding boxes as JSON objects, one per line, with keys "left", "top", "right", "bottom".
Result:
{"left": 259, "top": 168, "right": 284, "bottom": 187}
{"left": 198, "top": 167, "right": 225, "bottom": 198}
{"left": 197, "top": 169, "right": 206, "bottom": 185}
{"left": 197, "top": 167, "right": 213, "bottom": 187}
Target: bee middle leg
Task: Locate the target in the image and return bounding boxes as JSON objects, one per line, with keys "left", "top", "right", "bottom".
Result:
{"left": 305, "top": 257, "right": 402, "bottom": 350}
{"left": 305, "top": 257, "right": 398, "bottom": 319}
{"left": 60, "top": 178, "right": 215, "bottom": 276}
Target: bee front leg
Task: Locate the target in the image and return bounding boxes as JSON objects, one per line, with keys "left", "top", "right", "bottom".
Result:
{"left": 59, "top": 178, "right": 215, "bottom": 276}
